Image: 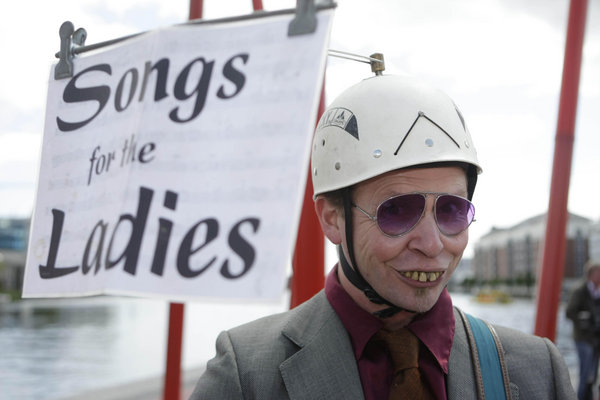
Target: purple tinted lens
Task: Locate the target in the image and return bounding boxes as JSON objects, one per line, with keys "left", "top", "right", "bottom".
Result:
{"left": 376, "top": 194, "right": 426, "bottom": 236}
{"left": 435, "top": 195, "right": 475, "bottom": 235}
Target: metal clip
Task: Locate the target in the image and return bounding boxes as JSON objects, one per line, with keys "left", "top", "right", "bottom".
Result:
{"left": 288, "top": 0, "right": 317, "bottom": 36}
{"left": 55, "top": 21, "right": 87, "bottom": 80}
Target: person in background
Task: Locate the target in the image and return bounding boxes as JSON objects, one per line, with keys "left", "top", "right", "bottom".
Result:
{"left": 190, "top": 70, "right": 575, "bottom": 399}
{"left": 567, "top": 261, "right": 600, "bottom": 400}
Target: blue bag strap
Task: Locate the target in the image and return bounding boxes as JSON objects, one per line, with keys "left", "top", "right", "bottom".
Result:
{"left": 457, "top": 308, "right": 512, "bottom": 400}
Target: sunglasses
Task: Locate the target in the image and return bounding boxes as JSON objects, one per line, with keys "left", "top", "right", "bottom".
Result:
{"left": 352, "top": 192, "right": 475, "bottom": 237}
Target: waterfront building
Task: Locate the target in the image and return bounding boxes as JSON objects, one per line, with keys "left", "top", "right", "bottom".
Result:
{"left": 589, "top": 220, "right": 600, "bottom": 263}
{"left": 0, "top": 218, "right": 29, "bottom": 294}
{"left": 473, "top": 213, "right": 592, "bottom": 286}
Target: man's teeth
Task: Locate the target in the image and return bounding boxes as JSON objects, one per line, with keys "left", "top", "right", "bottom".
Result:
{"left": 402, "top": 271, "right": 441, "bottom": 282}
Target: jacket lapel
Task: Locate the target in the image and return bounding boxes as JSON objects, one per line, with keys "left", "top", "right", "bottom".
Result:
{"left": 447, "top": 307, "right": 479, "bottom": 400}
{"left": 279, "top": 292, "right": 365, "bottom": 400}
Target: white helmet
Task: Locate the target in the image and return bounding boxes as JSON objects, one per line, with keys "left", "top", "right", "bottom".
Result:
{"left": 312, "top": 74, "right": 482, "bottom": 197}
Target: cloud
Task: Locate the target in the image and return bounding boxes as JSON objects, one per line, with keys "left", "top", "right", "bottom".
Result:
{"left": 0, "top": 131, "right": 42, "bottom": 217}
{"left": 0, "top": 131, "right": 41, "bottom": 160}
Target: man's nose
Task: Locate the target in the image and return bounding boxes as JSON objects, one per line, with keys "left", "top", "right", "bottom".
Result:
{"left": 407, "top": 206, "right": 444, "bottom": 257}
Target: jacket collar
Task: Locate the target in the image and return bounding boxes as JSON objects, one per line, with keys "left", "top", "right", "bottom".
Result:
{"left": 279, "top": 291, "right": 365, "bottom": 399}
{"left": 277, "top": 293, "right": 517, "bottom": 400}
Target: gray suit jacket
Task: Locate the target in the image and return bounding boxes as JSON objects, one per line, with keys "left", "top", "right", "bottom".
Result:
{"left": 190, "top": 291, "right": 575, "bottom": 399}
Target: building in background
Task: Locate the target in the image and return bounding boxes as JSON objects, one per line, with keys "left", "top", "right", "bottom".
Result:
{"left": 589, "top": 220, "right": 600, "bottom": 263}
{"left": 0, "top": 218, "right": 29, "bottom": 295}
{"left": 473, "top": 213, "right": 592, "bottom": 293}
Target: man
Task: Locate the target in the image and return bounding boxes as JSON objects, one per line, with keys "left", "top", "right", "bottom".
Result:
{"left": 190, "top": 72, "right": 575, "bottom": 399}
{"left": 567, "top": 261, "right": 600, "bottom": 400}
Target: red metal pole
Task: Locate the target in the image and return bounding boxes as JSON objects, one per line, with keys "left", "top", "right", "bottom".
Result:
{"left": 534, "top": 0, "right": 588, "bottom": 341}
{"left": 164, "top": 303, "right": 185, "bottom": 400}
{"left": 290, "top": 85, "right": 326, "bottom": 308}
{"left": 252, "top": 0, "right": 264, "bottom": 11}
{"left": 163, "top": 2, "right": 205, "bottom": 398}
{"left": 189, "top": 0, "right": 203, "bottom": 19}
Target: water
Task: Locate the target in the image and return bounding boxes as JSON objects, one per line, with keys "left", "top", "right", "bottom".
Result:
{"left": 0, "top": 292, "right": 578, "bottom": 399}
{"left": 0, "top": 296, "right": 288, "bottom": 399}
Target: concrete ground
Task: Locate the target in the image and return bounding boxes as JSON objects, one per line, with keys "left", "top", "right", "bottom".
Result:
{"left": 58, "top": 367, "right": 204, "bottom": 400}
{"left": 57, "top": 362, "right": 582, "bottom": 400}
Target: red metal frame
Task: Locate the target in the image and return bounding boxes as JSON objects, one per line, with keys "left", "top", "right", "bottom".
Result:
{"left": 534, "top": 0, "right": 588, "bottom": 341}
{"left": 290, "top": 85, "right": 326, "bottom": 308}
{"left": 167, "top": 1, "right": 588, "bottom": 396}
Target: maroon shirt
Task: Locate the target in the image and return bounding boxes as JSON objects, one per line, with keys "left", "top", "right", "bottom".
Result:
{"left": 324, "top": 266, "right": 455, "bottom": 400}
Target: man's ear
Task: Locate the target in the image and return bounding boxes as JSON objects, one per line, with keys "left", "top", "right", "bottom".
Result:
{"left": 314, "top": 197, "right": 343, "bottom": 245}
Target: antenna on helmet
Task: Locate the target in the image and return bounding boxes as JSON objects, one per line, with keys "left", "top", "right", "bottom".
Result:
{"left": 327, "top": 50, "right": 385, "bottom": 76}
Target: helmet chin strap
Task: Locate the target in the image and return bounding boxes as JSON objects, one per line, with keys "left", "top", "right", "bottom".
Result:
{"left": 340, "top": 187, "right": 418, "bottom": 319}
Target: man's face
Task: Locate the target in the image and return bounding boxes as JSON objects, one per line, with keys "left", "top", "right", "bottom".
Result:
{"left": 346, "top": 166, "right": 469, "bottom": 313}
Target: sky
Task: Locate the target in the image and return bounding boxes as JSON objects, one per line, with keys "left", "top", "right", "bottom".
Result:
{"left": 0, "top": 0, "right": 599, "bottom": 258}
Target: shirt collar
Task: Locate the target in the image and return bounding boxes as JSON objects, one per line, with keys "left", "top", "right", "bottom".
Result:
{"left": 324, "top": 265, "right": 455, "bottom": 374}
{"left": 408, "top": 288, "right": 455, "bottom": 373}
{"left": 325, "top": 265, "right": 383, "bottom": 361}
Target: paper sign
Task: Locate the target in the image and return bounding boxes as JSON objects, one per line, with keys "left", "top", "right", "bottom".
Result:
{"left": 23, "top": 10, "right": 333, "bottom": 301}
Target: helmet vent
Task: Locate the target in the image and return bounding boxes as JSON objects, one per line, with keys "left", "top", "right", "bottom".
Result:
{"left": 335, "top": 162, "right": 341, "bottom": 170}
{"left": 394, "top": 111, "right": 460, "bottom": 155}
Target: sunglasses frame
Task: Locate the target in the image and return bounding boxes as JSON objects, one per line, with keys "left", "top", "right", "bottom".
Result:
{"left": 352, "top": 192, "right": 475, "bottom": 237}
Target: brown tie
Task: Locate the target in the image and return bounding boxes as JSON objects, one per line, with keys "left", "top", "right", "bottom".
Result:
{"left": 373, "top": 328, "right": 434, "bottom": 400}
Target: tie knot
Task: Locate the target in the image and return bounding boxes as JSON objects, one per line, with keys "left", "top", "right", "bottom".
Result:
{"left": 372, "top": 328, "right": 434, "bottom": 399}
{"left": 373, "top": 328, "right": 420, "bottom": 371}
